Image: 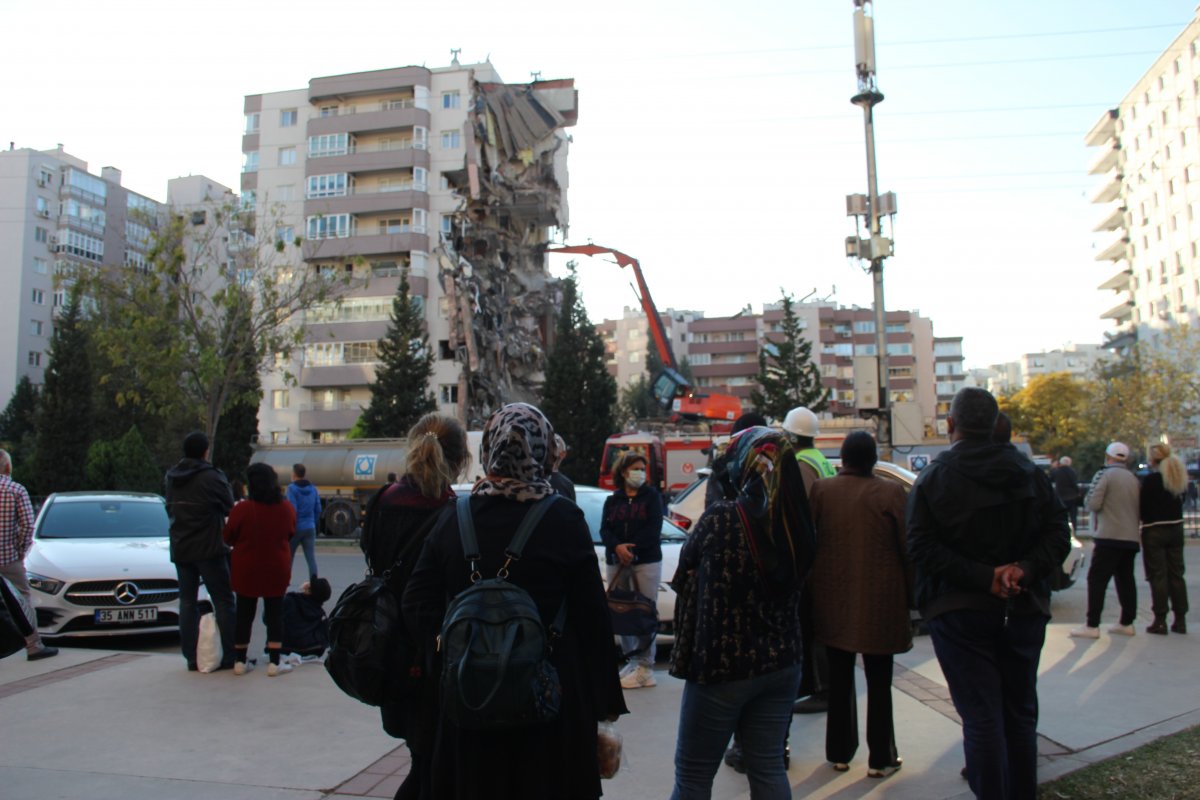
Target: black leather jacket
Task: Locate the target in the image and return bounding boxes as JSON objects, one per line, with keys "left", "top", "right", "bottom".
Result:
{"left": 165, "top": 459, "right": 234, "bottom": 564}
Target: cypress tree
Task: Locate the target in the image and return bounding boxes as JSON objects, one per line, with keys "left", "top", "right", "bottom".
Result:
{"left": 541, "top": 270, "right": 617, "bottom": 484}
{"left": 750, "top": 291, "right": 828, "bottom": 421}
{"left": 32, "top": 292, "right": 94, "bottom": 493}
{"left": 0, "top": 376, "right": 40, "bottom": 474}
{"left": 359, "top": 269, "right": 436, "bottom": 437}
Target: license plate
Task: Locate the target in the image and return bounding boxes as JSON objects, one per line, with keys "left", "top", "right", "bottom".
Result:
{"left": 94, "top": 607, "right": 158, "bottom": 623}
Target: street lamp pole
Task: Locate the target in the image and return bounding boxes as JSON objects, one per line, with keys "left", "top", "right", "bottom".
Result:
{"left": 847, "top": 0, "right": 896, "bottom": 460}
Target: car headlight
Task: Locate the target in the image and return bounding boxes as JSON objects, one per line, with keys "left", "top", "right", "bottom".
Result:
{"left": 27, "top": 573, "right": 64, "bottom": 594}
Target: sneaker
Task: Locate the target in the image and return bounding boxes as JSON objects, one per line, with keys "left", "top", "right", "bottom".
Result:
{"left": 1107, "top": 623, "right": 1136, "bottom": 636}
{"left": 618, "top": 662, "right": 637, "bottom": 679}
{"left": 27, "top": 646, "right": 58, "bottom": 661}
{"left": 867, "top": 758, "right": 903, "bottom": 779}
{"left": 793, "top": 693, "right": 829, "bottom": 714}
{"left": 233, "top": 661, "right": 254, "bottom": 676}
{"left": 620, "top": 665, "right": 656, "bottom": 689}
{"left": 267, "top": 662, "right": 293, "bottom": 677}
{"left": 1069, "top": 625, "right": 1100, "bottom": 639}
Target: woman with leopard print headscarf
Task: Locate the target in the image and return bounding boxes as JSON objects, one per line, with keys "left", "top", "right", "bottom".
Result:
{"left": 402, "top": 403, "right": 628, "bottom": 800}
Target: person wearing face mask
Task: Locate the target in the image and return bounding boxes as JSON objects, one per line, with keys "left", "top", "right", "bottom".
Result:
{"left": 600, "top": 452, "right": 664, "bottom": 689}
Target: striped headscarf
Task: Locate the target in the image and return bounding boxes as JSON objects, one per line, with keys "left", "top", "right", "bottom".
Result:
{"left": 473, "top": 403, "right": 558, "bottom": 502}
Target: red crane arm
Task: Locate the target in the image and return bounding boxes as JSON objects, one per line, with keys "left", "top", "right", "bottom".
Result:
{"left": 546, "top": 244, "right": 677, "bottom": 371}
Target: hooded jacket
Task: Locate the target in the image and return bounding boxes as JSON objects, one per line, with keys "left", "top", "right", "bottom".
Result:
{"left": 165, "top": 458, "right": 234, "bottom": 564}
{"left": 906, "top": 439, "right": 1070, "bottom": 620}
{"left": 286, "top": 479, "right": 323, "bottom": 532}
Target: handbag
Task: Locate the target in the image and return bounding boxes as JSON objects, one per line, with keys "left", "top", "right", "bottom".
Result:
{"left": 606, "top": 565, "right": 658, "bottom": 639}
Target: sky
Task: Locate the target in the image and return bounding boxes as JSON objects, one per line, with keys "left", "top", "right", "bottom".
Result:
{"left": 4, "top": 0, "right": 1196, "bottom": 368}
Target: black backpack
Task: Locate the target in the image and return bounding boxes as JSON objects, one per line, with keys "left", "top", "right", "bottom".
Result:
{"left": 326, "top": 506, "right": 447, "bottom": 706}
{"left": 439, "top": 494, "right": 565, "bottom": 730}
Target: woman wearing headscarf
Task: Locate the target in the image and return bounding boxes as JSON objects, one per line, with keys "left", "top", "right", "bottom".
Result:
{"left": 669, "top": 426, "right": 816, "bottom": 800}
{"left": 402, "top": 403, "right": 628, "bottom": 800}
{"left": 360, "top": 412, "right": 470, "bottom": 800}
{"left": 1140, "top": 442, "right": 1190, "bottom": 635}
{"left": 808, "top": 431, "right": 912, "bottom": 778}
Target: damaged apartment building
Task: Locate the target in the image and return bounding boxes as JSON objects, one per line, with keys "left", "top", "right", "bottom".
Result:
{"left": 246, "top": 59, "right": 577, "bottom": 442}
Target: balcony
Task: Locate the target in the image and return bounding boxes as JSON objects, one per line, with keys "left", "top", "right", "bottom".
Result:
{"left": 304, "top": 188, "right": 428, "bottom": 218}
{"left": 1091, "top": 172, "right": 1123, "bottom": 204}
{"left": 1093, "top": 205, "right": 1126, "bottom": 233}
{"left": 1097, "top": 269, "right": 1132, "bottom": 292}
{"left": 299, "top": 407, "right": 360, "bottom": 432}
{"left": 298, "top": 363, "right": 375, "bottom": 388}
{"left": 1094, "top": 235, "right": 1130, "bottom": 262}
{"left": 307, "top": 106, "right": 430, "bottom": 138}
{"left": 689, "top": 340, "right": 758, "bottom": 355}
{"left": 309, "top": 66, "right": 431, "bottom": 105}
{"left": 305, "top": 145, "right": 429, "bottom": 176}
{"left": 1085, "top": 109, "right": 1117, "bottom": 148}
{"left": 1088, "top": 144, "right": 1121, "bottom": 175}
{"left": 302, "top": 231, "right": 430, "bottom": 260}
{"left": 1100, "top": 298, "right": 1134, "bottom": 321}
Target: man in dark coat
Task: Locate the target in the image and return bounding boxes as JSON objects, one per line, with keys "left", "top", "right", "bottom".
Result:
{"left": 165, "top": 431, "right": 236, "bottom": 672}
{"left": 1049, "top": 456, "right": 1081, "bottom": 531}
{"left": 907, "top": 388, "right": 1069, "bottom": 800}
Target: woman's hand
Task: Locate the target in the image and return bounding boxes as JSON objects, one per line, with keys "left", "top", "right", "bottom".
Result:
{"left": 615, "top": 543, "right": 635, "bottom": 565}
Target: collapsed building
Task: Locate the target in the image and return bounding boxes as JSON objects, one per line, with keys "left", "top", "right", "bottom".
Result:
{"left": 438, "top": 77, "right": 578, "bottom": 427}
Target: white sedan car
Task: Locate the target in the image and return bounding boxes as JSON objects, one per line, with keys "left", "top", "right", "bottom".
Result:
{"left": 25, "top": 492, "right": 206, "bottom": 637}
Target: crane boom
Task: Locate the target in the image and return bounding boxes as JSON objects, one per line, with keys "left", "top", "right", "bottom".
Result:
{"left": 546, "top": 243, "right": 741, "bottom": 423}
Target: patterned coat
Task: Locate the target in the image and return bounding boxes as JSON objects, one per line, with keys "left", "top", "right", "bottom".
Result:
{"left": 669, "top": 501, "right": 803, "bottom": 684}
{"left": 809, "top": 471, "right": 913, "bottom": 655}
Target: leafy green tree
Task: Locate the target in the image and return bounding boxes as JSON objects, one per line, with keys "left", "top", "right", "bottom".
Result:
{"left": 359, "top": 269, "right": 436, "bottom": 437}
{"left": 1000, "top": 372, "right": 1092, "bottom": 457}
{"left": 212, "top": 368, "right": 260, "bottom": 484}
{"left": 541, "top": 269, "right": 617, "bottom": 484}
{"left": 85, "top": 426, "right": 162, "bottom": 493}
{"left": 750, "top": 291, "right": 827, "bottom": 421}
{"left": 0, "top": 376, "right": 40, "bottom": 474}
{"left": 31, "top": 292, "right": 93, "bottom": 494}
{"left": 81, "top": 202, "right": 348, "bottom": 460}
{"left": 617, "top": 374, "right": 662, "bottom": 427}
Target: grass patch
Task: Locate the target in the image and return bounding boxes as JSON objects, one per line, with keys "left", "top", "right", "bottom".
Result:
{"left": 1039, "top": 724, "right": 1200, "bottom": 799}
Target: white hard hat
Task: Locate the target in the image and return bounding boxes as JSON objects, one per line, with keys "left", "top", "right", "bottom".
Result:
{"left": 782, "top": 407, "right": 819, "bottom": 438}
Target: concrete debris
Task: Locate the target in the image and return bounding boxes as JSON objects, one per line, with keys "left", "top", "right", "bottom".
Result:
{"left": 437, "top": 76, "right": 578, "bottom": 427}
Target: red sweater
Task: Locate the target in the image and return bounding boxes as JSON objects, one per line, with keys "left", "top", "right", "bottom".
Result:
{"left": 223, "top": 499, "right": 296, "bottom": 597}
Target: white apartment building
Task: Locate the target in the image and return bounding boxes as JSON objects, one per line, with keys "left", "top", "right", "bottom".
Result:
{"left": 1089, "top": 12, "right": 1200, "bottom": 350}
{"left": 0, "top": 145, "right": 167, "bottom": 407}
{"left": 245, "top": 61, "right": 576, "bottom": 442}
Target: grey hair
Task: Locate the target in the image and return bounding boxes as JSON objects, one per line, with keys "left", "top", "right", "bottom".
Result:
{"left": 0, "top": 450, "right": 11, "bottom": 472}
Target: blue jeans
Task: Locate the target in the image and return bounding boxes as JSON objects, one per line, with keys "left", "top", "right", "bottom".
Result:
{"left": 928, "top": 610, "right": 1046, "bottom": 800}
{"left": 290, "top": 528, "right": 319, "bottom": 579}
{"left": 176, "top": 555, "right": 236, "bottom": 667}
{"left": 606, "top": 561, "right": 661, "bottom": 666}
{"left": 671, "top": 664, "right": 800, "bottom": 800}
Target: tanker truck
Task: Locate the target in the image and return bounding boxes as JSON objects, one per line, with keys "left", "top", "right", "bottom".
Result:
{"left": 251, "top": 433, "right": 485, "bottom": 538}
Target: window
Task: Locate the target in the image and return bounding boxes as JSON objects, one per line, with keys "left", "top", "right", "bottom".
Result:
{"left": 28, "top": 352, "right": 41, "bottom": 367}
{"left": 245, "top": 113, "right": 260, "bottom": 133}
{"left": 853, "top": 320, "right": 875, "bottom": 334}
{"left": 59, "top": 230, "right": 104, "bottom": 261}
{"left": 32, "top": 257, "right": 47, "bottom": 274}
{"left": 243, "top": 151, "right": 259, "bottom": 172}
{"left": 689, "top": 353, "right": 711, "bottom": 366}
{"left": 37, "top": 168, "right": 53, "bottom": 188}
{"left": 271, "top": 390, "right": 289, "bottom": 409}
{"left": 441, "top": 130, "right": 461, "bottom": 149}
{"left": 1177, "top": 251, "right": 1185, "bottom": 274}
{"left": 414, "top": 126, "right": 428, "bottom": 150}
{"left": 629, "top": 352, "right": 641, "bottom": 363}
{"left": 379, "top": 217, "right": 409, "bottom": 234}
{"left": 412, "top": 208, "right": 427, "bottom": 233}
{"left": 306, "top": 173, "right": 348, "bottom": 198}
{"left": 306, "top": 214, "right": 352, "bottom": 239}
{"left": 413, "top": 167, "right": 428, "bottom": 190}
{"left": 439, "top": 173, "right": 450, "bottom": 190}
{"left": 308, "top": 133, "right": 351, "bottom": 158}
{"left": 442, "top": 91, "right": 461, "bottom": 109}
{"left": 52, "top": 289, "right": 67, "bottom": 308}
{"left": 278, "top": 147, "right": 297, "bottom": 166}
{"left": 319, "top": 105, "right": 339, "bottom": 117}
{"left": 35, "top": 196, "right": 49, "bottom": 217}
{"left": 886, "top": 342, "right": 913, "bottom": 356}
{"left": 32, "top": 289, "right": 44, "bottom": 305}
{"left": 854, "top": 343, "right": 877, "bottom": 356}
{"left": 30, "top": 320, "right": 43, "bottom": 336}
{"left": 280, "top": 108, "right": 297, "bottom": 127}
{"left": 34, "top": 227, "right": 48, "bottom": 244}
{"left": 440, "top": 214, "right": 453, "bottom": 235}
{"left": 276, "top": 184, "right": 295, "bottom": 202}
{"left": 275, "top": 226, "right": 294, "bottom": 245}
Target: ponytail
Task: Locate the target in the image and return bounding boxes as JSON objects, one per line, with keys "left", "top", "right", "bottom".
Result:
{"left": 1150, "top": 443, "right": 1189, "bottom": 496}
{"left": 405, "top": 413, "right": 469, "bottom": 498}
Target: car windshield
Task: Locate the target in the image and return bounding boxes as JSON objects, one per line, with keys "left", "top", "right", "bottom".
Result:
{"left": 37, "top": 499, "right": 169, "bottom": 539}
{"left": 574, "top": 489, "right": 688, "bottom": 545}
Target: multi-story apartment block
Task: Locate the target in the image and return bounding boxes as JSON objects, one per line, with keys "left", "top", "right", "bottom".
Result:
{"left": 0, "top": 145, "right": 167, "bottom": 406}
{"left": 598, "top": 301, "right": 956, "bottom": 435}
{"left": 246, "top": 61, "right": 576, "bottom": 441}
{"left": 1088, "top": 12, "right": 1200, "bottom": 350}
{"left": 598, "top": 306, "right": 696, "bottom": 388}
{"left": 978, "top": 343, "right": 1107, "bottom": 396}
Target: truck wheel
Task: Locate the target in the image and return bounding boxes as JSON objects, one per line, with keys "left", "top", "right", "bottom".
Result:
{"left": 323, "top": 500, "right": 358, "bottom": 539}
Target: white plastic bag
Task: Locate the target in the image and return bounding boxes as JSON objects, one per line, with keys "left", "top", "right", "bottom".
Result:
{"left": 196, "top": 612, "right": 222, "bottom": 673}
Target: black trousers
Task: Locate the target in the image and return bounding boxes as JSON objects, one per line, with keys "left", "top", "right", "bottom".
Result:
{"left": 825, "top": 647, "right": 897, "bottom": 769}
{"left": 798, "top": 584, "right": 829, "bottom": 696}
{"left": 234, "top": 594, "right": 283, "bottom": 651}
{"left": 1086, "top": 542, "right": 1138, "bottom": 627}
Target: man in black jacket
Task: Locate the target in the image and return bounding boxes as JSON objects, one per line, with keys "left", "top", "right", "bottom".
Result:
{"left": 907, "top": 388, "right": 1069, "bottom": 799}
{"left": 165, "top": 431, "right": 236, "bottom": 671}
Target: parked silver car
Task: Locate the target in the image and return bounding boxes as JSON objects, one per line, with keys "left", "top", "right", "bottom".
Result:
{"left": 25, "top": 492, "right": 205, "bottom": 638}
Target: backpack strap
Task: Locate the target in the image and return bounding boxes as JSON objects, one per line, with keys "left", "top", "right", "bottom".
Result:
{"left": 457, "top": 495, "right": 482, "bottom": 582}
{"left": 456, "top": 494, "right": 561, "bottom": 582}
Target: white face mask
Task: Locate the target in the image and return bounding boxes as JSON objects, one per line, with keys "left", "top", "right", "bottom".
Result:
{"left": 626, "top": 469, "right": 646, "bottom": 489}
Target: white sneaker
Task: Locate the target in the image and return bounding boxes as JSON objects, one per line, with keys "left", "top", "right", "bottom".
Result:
{"left": 618, "top": 662, "right": 637, "bottom": 679}
{"left": 267, "top": 662, "right": 293, "bottom": 677}
{"left": 1107, "top": 623, "right": 1136, "bottom": 636}
{"left": 1069, "top": 625, "right": 1100, "bottom": 639}
{"left": 233, "top": 661, "right": 254, "bottom": 675}
{"left": 620, "top": 665, "right": 656, "bottom": 689}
